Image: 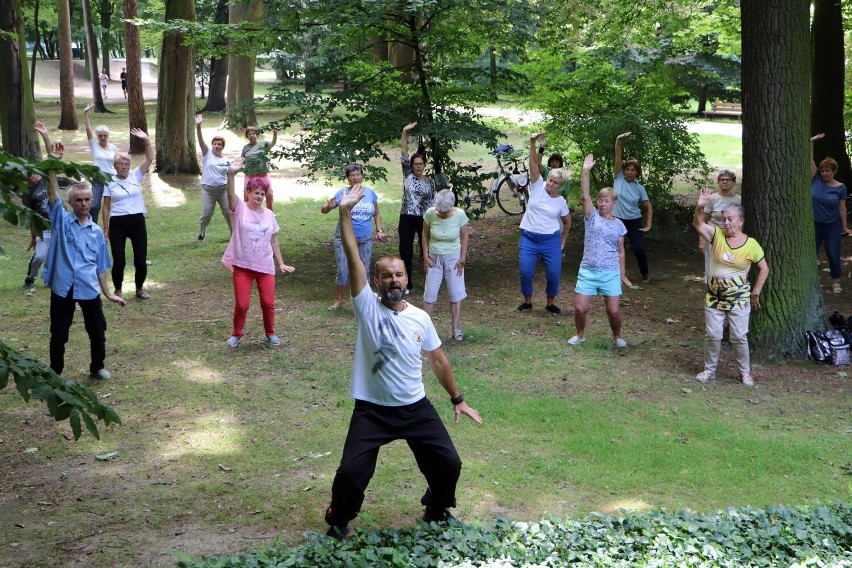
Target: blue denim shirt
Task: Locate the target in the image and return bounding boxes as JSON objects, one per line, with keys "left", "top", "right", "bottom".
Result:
{"left": 42, "top": 198, "right": 111, "bottom": 300}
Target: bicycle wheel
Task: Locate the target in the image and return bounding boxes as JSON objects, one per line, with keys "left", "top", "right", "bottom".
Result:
{"left": 496, "top": 176, "right": 525, "bottom": 215}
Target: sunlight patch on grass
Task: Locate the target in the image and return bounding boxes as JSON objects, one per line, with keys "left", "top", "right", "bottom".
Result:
{"left": 601, "top": 497, "right": 653, "bottom": 515}
{"left": 148, "top": 174, "right": 189, "bottom": 208}
{"left": 158, "top": 412, "right": 244, "bottom": 459}
{"left": 172, "top": 359, "right": 227, "bottom": 384}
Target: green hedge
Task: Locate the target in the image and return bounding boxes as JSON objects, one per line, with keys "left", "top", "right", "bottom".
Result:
{"left": 175, "top": 502, "right": 851, "bottom": 567}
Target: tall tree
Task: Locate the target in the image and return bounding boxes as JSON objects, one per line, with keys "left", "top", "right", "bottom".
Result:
{"left": 200, "top": 0, "right": 228, "bottom": 112}
{"left": 0, "top": 0, "right": 41, "bottom": 159}
{"left": 123, "top": 0, "right": 148, "bottom": 154}
{"left": 155, "top": 0, "right": 199, "bottom": 173}
{"left": 81, "top": 0, "right": 107, "bottom": 112}
{"left": 226, "top": 0, "right": 262, "bottom": 127}
{"left": 29, "top": 0, "right": 40, "bottom": 99}
{"left": 97, "top": 0, "right": 113, "bottom": 79}
{"left": 56, "top": 0, "right": 77, "bottom": 130}
{"left": 742, "top": 0, "right": 824, "bottom": 359}
{"left": 811, "top": 0, "right": 850, "bottom": 184}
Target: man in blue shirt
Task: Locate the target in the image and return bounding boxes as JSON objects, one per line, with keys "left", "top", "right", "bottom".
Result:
{"left": 42, "top": 143, "right": 126, "bottom": 379}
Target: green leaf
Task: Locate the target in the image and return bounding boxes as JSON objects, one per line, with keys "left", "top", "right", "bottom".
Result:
{"left": 80, "top": 411, "right": 101, "bottom": 440}
{"left": 69, "top": 409, "right": 81, "bottom": 440}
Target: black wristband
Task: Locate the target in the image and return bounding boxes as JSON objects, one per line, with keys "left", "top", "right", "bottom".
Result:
{"left": 451, "top": 394, "right": 464, "bottom": 405}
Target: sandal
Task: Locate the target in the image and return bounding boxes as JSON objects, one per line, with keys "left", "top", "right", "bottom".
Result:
{"left": 453, "top": 328, "right": 464, "bottom": 341}
{"left": 135, "top": 289, "right": 150, "bottom": 299}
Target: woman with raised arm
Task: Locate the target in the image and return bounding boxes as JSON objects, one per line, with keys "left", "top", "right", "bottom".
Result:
{"left": 195, "top": 114, "right": 232, "bottom": 242}
{"left": 698, "top": 170, "right": 741, "bottom": 280}
{"left": 613, "top": 132, "right": 653, "bottom": 283}
{"left": 516, "top": 131, "right": 570, "bottom": 314}
{"left": 240, "top": 125, "right": 278, "bottom": 211}
{"left": 102, "top": 129, "right": 154, "bottom": 299}
{"left": 422, "top": 189, "right": 470, "bottom": 341}
{"left": 810, "top": 133, "right": 851, "bottom": 294}
{"left": 222, "top": 158, "right": 295, "bottom": 348}
{"left": 398, "top": 122, "right": 436, "bottom": 295}
{"left": 693, "top": 187, "right": 768, "bottom": 387}
{"left": 568, "top": 154, "right": 631, "bottom": 348}
{"left": 82, "top": 102, "right": 117, "bottom": 224}
{"left": 321, "top": 163, "right": 385, "bottom": 310}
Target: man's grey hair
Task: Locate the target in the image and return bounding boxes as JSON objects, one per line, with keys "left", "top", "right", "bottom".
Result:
{"left": 67, "top": 182, "right": 92, "bottom": 200}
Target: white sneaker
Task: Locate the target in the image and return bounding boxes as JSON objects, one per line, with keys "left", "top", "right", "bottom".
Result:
{"left": 567, "top": 335, "right": 585, "bottom": 346}
{"left": 741, "top": 372, "right": 754, "bottom": 387}
{"left": 614, "top": 338, "right": 627, "bottom": 348}
{"left": 695, "top": 370, "right": 715, "bottom": 383}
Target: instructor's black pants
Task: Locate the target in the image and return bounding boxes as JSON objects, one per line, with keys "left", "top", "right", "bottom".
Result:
{"left": 325, "top": 398, "right": 462, "bottom": 527}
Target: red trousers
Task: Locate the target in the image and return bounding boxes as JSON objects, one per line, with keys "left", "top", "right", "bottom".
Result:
{"left": 232, "top": 266, "right": 276, "bottom": 338}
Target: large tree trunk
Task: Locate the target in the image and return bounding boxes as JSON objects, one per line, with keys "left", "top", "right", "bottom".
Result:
{"left": 29, "top": 0, "right": 39, "bottom": 99}
{"left": 124, "top": 0, "right": 148, "bottom": 153}
{"left": 0, "top": 0, "right": 41, "bottom": 159}
{"left": 811, "top": 0, "right": 850, "bottom": 185}
{"left": 200, "top": 0, "right": 228, "bottom": 112}
{"left": 57, "top": 0, "right": 77, "bottom": 130}
{"left": 81, "top": 0, "right": 108, "bottom": 112}
{"left": 742, "top": 0, "right": 824, "bottom": 359}
{"left": 98, "top": 0, "right": 113, "bottom": 79}
{"left": 226, "top": 0, "right": 262, "bottom": 127}
{"left": 155, "top": 0, "right": 199, "bottom": 174}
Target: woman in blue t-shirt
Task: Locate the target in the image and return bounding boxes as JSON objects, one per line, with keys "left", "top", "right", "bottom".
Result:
{"left": 321, "top": 164, "right": 387, "bottom": 310}
{"left": 810, "top": 133, "right": 852, "bottom": 294}
{"left": 613, "top": 131, "right": 653, "bottom": 283}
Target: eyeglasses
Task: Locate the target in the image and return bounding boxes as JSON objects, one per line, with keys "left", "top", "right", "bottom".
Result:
{"left": 718, "top": 178, "right": 734, "bottom": 182}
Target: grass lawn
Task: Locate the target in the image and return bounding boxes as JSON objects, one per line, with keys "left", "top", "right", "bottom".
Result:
{"left": 0, "top": 100, "right": 848, "bottom": 567}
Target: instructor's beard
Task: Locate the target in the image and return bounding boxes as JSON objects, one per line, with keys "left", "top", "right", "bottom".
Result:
{"left": 380, "top": 285, "right": 405, "bottom": 304}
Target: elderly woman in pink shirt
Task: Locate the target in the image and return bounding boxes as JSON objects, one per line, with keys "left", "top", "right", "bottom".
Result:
{"left": 222, "top": 158, "right": 295, "bottom": 348}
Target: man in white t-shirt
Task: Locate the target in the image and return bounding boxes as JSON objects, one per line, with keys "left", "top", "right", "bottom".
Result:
{"left": 324, "top": 184, "right": 482, "bottom": 541}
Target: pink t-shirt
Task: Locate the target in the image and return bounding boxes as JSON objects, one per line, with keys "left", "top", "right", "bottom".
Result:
{"left": 221, "top": 200, "right": 280, "bottom": 275}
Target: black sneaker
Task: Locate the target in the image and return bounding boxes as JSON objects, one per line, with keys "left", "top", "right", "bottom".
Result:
{"left": 422, "top": 506, "right": 454, "bottom": 523}
{"left": 517, "top": 302, "right": 533, "bottom": 311}
{"left": 545, "top": 304, "right": 561, "bottom": 314}
{"left": 325, "top": 524, "right": 350, "bottom": 541}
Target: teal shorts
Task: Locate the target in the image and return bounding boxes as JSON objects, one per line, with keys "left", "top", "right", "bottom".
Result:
{"left": 575, "top": 267, "right": 622, "bottom": 297}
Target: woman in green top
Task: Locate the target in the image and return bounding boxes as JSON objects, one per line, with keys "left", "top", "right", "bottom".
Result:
{"left": 240, "top": 125, "right": 278, "bottom": 210}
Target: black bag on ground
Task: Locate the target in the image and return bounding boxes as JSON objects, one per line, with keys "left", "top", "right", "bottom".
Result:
{"left": 826, "top": 330, "right": 851, "bottom": 366}
{"left": 806, "top": 330, "right": 832, "bottom": 364}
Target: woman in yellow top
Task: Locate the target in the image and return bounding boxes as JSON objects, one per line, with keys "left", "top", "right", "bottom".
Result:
{"left": 692, "top": 187, "right": 768, "bottom": 387}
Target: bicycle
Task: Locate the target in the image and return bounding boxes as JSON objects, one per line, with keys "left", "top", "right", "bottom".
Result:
{"left": 435, "top": 165, "right": 495, "bottom": 219}
{"left": 489, "top": 145, "right": 528, "bottom": 216}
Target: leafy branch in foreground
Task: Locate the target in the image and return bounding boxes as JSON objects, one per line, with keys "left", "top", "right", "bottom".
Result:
{"left": 175, "top": 502, "right": 851, "bottom": 567}
{"left": 0, "top": 341, "right": 122, "bottom": 440}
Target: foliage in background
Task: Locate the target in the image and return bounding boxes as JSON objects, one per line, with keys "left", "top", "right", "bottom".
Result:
{"left": 524, "top": 52, "right": 709, "bottom": 220}
{"left": 0, "top": 341, "right": 121, "bottom": 440}
{"left": 176, "top": 502, "right": 852, "bottom": 567}
{"left": 262, "top": 0, "right": 533, "bottom": 184}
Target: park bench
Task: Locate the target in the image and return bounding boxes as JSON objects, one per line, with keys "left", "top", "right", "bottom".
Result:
{"left": 704, "top": 102, "right": 742, "bottom": 120}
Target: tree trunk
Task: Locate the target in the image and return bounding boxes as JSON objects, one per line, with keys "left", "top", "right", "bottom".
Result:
{"left": 200, "top": 0, "right": 228, "bottom": 112}
{"left": 98, "top": 0, "right": 113, "bottom": 78}
{"left": 81, "top": 0, "right": 108, "bottom": 112}
{"left": 742, "top": 0, "right": 824, "bottom": 359}
{"left": 0, "top": 0, "right": 41, "bottom": 159}
{"left": 226, "top": 0, "right": 261, "bottom": 127}
{"left": 696, "top": 84, "right": 708, "bottom": 116}
{"left": 811, "top": 0, "right": 850, "bottom": 185}
{"left": 29, "top": 0, "right": 39, "bottom": 100}
{"left": 57, "top": 0, "right": 78, "bottom": 130}
{"left": 124, "top": 0, "right": 148, "bottom": 153}
{"left": 489, "top": 46, "right": 497, "bottom": 87}
{"left": 155, "top": 0, "right": 199, "bottom": 174}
